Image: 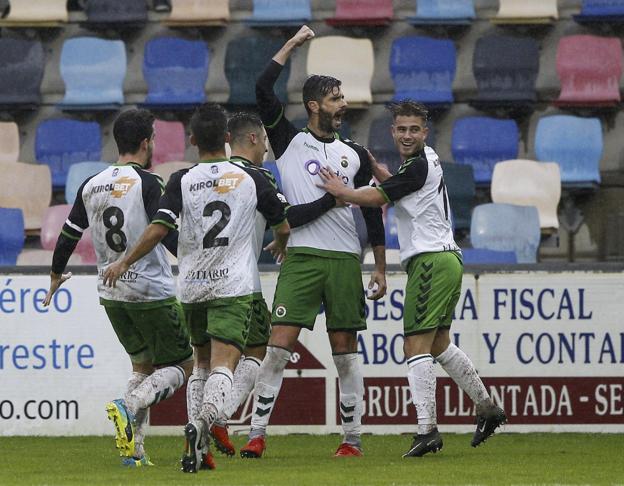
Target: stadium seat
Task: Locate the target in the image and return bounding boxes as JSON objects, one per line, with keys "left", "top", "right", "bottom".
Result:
{"left": 59, "top": 37, "right": 126, "bottom": 110}
{"left": 472, "top": 35, "right": 539, "bottom": 108}
{"left": 0, "top": 208, "right": 25, "bottom": 266}
{"left": 245, "top": 0, "right": 311, "bottom": 27}
{"left": 384, "top": 206, "right": 400, "bottom": 250}
{"left": 0, "top": 121, "right": 19, "bottom": 164}
{"left": 84, "top": 0, "right": 147, "bottom": 27}
{"left": 407, "top": 0, "right": 475, "bottom": 25}
{"left": 143, "top": 37, "right": 210, "bottom": 109}
{"left": 292, "top": 118, "right": 351, "bottom": 140}
{"left": 461, "top": 248, "right": 517, "bottom": 264}
{"left": 263, "top": 161, "right": 282, "bottom": 190}
{"left": 307, "top": 36, "right": 374, "bottom": 107}
{"left": 16, "top": 249, "right": 83, "bottom": 266}
{"left": 441, "top": 162, "right": 475, "bottom": 235}
{"left": 326, "top": 0, "right": 393, "bottom": 26}
{"left": 390, "top": 36, "right": 455, "bottom": 107}
{"left": 0, "top": 38, "right": 44, "bottom": 109}
{"left": 491, "top": 0, "right": 558, "bottom": 24}
{"left": 65, "top": 161, "right": 108, "bottom": 204}
{"left": 152, "top": 161, "right": 194, "bottom": 184}
{"left": 555, "top": 35, "right": 622, "bottom": 107}
{"left": 153, "top": 120, "right": 186, "bottom": 167}
{"left": 0, "top": 162, "right": 51, "bottom": 231}
{"left": 35, "top": 118, "right": 102, "bottom": 189}
{"left": 165, "top": 0, "right": 229, "bottom": 26}
{"left": 451, "top": 117, "right": 519, "bottom": 185}
{"left": 534, "top": 115, "right": 602, "bottom": 189}
{"left": 0, "top": 0, "right": 67, "bottom": 26}
{"left": 491, "top": 159, "right": 561, "bottom": 232}
{"left": 226, "top": 36, "right": 289, "bottom": 106}
{"left": 470, "top": 203, "right": 541, "bottom": 263}
{"left": 40, "top": 204, "right": 96, "bottom": 264}
{"left": 574, "top": 0, "right": 624, "bottom": 23}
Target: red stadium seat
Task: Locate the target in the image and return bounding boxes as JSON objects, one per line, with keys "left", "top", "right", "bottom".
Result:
{"left": 153, "top": 120, "right": 186, "bottom": 167}
{"left": 555, "top": 35, "right": 622, "bottom": 107}
{"left": 41, "top": 205, "right": 96, "bottom": 264}
{"left": 326, "top": 0, "right": 393, "bottom": 26}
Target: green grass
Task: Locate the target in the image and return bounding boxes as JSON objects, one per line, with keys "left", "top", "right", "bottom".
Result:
{"left": 1, "top": 434, "right": 622, "bottom": 485}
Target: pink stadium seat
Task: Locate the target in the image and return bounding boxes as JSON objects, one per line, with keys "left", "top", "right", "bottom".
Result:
{"left": 555, "top": 35, "right": 622, "bottom": 107}
{"left": 153, "top": 119, "right": 186, "bottom": 167}
{"left": 41, "top": 205, "right": 96, "bottom": 264}
{"left": 326, "top": 0, "right": 393, "bottom": 26}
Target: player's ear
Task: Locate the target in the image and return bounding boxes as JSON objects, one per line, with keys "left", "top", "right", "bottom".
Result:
{"left": 224, "top": 131, "right": 231, "bottom": 144}
{"left": 307, "top": 100, "right": 319, "bottom": 115}
{"left": 249, "top": 132, "right": 257, "bottom": 145}
{"left": 189, "top": 133, "right": 197, "bottom": 147}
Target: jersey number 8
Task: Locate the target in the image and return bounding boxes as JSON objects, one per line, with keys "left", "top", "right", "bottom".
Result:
{"left": 103, "top": 206, "right": 127, "bottom": 252}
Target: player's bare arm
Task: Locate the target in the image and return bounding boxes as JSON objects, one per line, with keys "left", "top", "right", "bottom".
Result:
{"left": 103, "top": 223, "right": 170, "bottom": 288}
{"left": 264, "top": 220, "right": 291, "bottom": 263}
{"left": 272, "top": 25, "right": 315, "bottom": 66}
{"left": 43, "top": 271, "right": 73, "bottom": 307}
{"left": 318, "top": 167, "right": 386, "bottom": 207}
{"left": 367, "top": 149, "right": 393, "bottom": 183}
{"left": 368, "top": 247, "right": 387, "bottom": 301}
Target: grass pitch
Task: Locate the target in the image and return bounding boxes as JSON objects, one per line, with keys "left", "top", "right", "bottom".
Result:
{"left": 1, "top": 433, "right": 622, "bottom": 485}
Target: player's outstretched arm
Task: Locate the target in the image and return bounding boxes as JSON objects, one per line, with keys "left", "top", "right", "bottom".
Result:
{"left": 103, "top": 223, "right": 169, "bottom": 288}
{"left": 272, "top": 25, "right": 314, "bottom": 66}
{"left": 318, "top": 167, "right": 386, "bottom": 207}
{"left": 264, "top": 221, "right": 290, "bottom": 263}
{"left": 367, "top": 149, "right": 393, "bottom": 183}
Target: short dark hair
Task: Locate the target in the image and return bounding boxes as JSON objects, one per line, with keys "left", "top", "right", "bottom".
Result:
{"left": 190, "top": 103, "right": 228, "bottom": 153}
{"left": 227, "top": 112, "right": 263, "bottom": 146}
{"left": 387, "top": 101, "right": 429, "bottom": 122}
{"left": 302, "top": 75, "right": 342, "bottom": 114}
{"left": 113, "top": 109, "right": 155, "bottom": 155}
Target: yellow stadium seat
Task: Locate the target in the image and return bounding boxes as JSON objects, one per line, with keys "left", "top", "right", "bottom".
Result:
{"left": 306, "top": 36, "right": 374, "bottom": 108}
{"left": 0, "top": 162, "right": 52, "bottom": 231}
{"left": 0, "top": 122, "right": 19, "bottom": 164}
{"left": 0, "top": 0, "right": 68, "bottom": 26}
{"left": 152, "top": 161, "right": 194, "bottom": 184}
{"left": 491, "top": 159, "right": 561, "bottom": 232}
{"left": 164, "top": 0, "right": 230, "bottom": 26}
{"left": 491, "top": 0, "right": 558, "bottom": 24}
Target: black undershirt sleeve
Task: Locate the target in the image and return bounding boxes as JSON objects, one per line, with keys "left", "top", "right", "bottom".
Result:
{"left": 379, "top": 156, "right": 428, "bottom": 203}
{"left": 351, "top": 143, "right": 385, "bottom": 248}
{"left": 286, "top": 193, "right": 337, "bottom": 228}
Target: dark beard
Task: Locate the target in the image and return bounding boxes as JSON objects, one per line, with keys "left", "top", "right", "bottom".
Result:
{"left": 318, "top": 108, "right": 335, "bottom": 134}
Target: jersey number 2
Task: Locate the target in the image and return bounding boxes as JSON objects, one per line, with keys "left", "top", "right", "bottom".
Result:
{"left": 103, "top": 206, "right": 127, "bottom": 252}
{"left": 203, "top": 201, "right": 231, "bottom": 248}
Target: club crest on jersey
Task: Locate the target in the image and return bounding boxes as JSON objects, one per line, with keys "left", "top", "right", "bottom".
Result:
{"left": 111, "top": 176, "right": 137, "bottom": 198}
{"left": 211, "top": 165, "right": 219, "bottom": 174}
{"left": 112, "top": 168, "right": 119, "bottom": 176}
{"left": 275, "top": 304, "right": 287, "bottom": 318}
{"left": 340, "top": 156, "right": 349, "bottom": 168}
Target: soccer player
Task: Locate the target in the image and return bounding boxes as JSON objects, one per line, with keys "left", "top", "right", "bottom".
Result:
{"left": 318, "top": 100, "right": 507, "bottom": 457}
{"left": 208, "top": 112, "right": 343, "bottom": 456}
{"left": 43, "top": 109, "right": 193, "bottom": 467}
{"left": 239, "top": 25, "right": 387, "bottom": 459}
{"left": 103, "top": 103, "right": 290, "bottom": 473}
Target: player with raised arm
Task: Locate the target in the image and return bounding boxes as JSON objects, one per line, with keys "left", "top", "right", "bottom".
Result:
{"left": 209, "top": 112, "right": 343, "bottom": 456}
{"left": 103, "top": 103, "right": 290, "bottom": 473}
{"left": 43, "top": 109, "right": 193, "bottom": 467}
{"left": 318, "top": 101, "right": 507, "bottom": 458}
{"left": 239, "top": 25, "right": 387, "bottom": 459}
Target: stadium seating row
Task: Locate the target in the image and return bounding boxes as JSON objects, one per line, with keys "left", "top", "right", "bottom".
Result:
{"left": 0, "top": 113, "right": 602, "bottom": 193}
{"left": 1, "top": 32, "right": 622, "bottom": 111}
{"left": 3, "top": 1, "right": 624, "bottom": 28}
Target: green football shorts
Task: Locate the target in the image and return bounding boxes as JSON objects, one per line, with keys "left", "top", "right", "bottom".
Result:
{"left": 271, "top": 250, "right": 366, "bottom": 331}
{"left": 182, "top": 295, "right": 253, "bottom": 352}
{"left": 403, "top": 251, "right": 463, "bottom": 336}
{"left": 246, "top": 293, "right": 271, "bottom": 348}
{"left": 103, "top": 298, "right": 192, "bottom": 367}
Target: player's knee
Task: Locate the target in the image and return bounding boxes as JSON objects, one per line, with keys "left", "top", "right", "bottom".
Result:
{"left": 329, "top": 331, "right": 358, "bottom": 354}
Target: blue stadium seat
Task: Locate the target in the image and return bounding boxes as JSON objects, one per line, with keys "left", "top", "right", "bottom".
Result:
{"left": 35, "top": 119, "right": 102, "bottom": 189}
{"left": 143, "top": 37, "right": 210, "bottom": 109}
{"left": 407, "top": 0, "right": 475, "bottom": 25}
{"left": 84, "top": 0, "right": 147, "bottom": 27}
{"left": 451, "top": 117, "right": 519, "bottom": 185}
{"left": 534, "top": 115, "right": 602, "bottom": 189}
{"left": 471, "top": 203, "right": 541, "bottom": 263}
{"left": 461, "top": 248, "right": 517, "bottom": 264}
{"left": 574, "top": 0, "right": 624, "bottom": 23}
{"left": 65, "top": 161, "right": 108, "bottom": 204}
{"left": 0, "top": 208, "right": 25, "bottom": 266}
{"left": 472, "top": 35, "right": 539, "bottom": 108}
{"left": 245, "top": 0, "right": 311, "bottom": 27}
{"left": 0, "top": 38, "right": 44, "bottom": 109}
{"left": 441, "top": 162, "right": 475, "bottom": 234}
{"left": 385, "top": 206, "right": 400, "bottom": 250}
{"left": 263, "top": 161, "right": 283, "bottom": 190}
{"left": 390, "top": 36, "right": 456, "bottom": 107}
{"left": 59, "top": 37, "right": 126, "bottom": 110}
{"left": 226, "top": 36, "right": 290, "bottom": 105}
